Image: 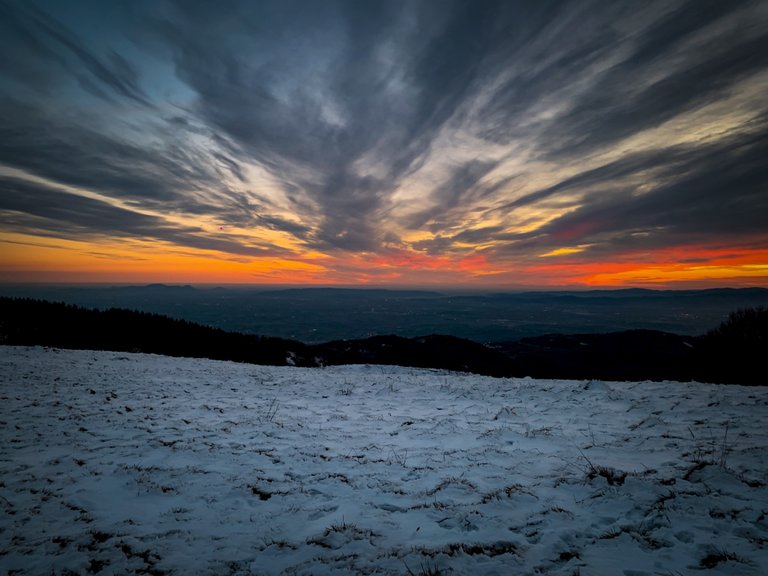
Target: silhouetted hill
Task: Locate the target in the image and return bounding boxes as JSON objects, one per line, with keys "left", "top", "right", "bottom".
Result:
{"left": 493, "top": 308, "right": 767, "bottom": 385}
{"left": 694, "top": 307, "right": 767, "bottom": 386}
{"left": 314, "top": 334, "right": 513, "bottom": 377}
{"left": 0, "top": 298, "right": 513, "bottom": 376}
{"left": 493, "top": 330, "right": 697, "bottom": 382}
{"left": 0, "top": 297, "right": 309, "bottom": 366}
{"left": 1, "top": 298, "right": 765, "bottom": 384}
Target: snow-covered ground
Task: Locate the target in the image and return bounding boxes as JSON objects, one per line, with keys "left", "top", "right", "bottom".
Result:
{"left": 1, "top": 346, "right": 767, "bottom": 575}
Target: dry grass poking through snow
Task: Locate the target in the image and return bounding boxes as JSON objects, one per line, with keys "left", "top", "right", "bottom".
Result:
{"left": 1, "top": 346, "right": 767, "bottom": 575}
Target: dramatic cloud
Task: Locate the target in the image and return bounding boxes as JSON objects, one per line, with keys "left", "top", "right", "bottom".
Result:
{"left": 0, "top": 175, "right": 286, "bottom": 258}
{"left": 1, "top": 0, "right": 767, "bottom": 286}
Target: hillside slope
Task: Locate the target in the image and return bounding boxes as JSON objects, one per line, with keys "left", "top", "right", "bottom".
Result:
{"left": 2, "top": 298, "right": 765, "bottom": 384}
{"left": 1, "top": 346, "right": 767, "bottom": 574}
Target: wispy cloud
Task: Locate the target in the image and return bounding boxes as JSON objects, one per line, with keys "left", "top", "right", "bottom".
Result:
{"left": 0, "top": 175, "right": 287, "bottom": 258}
{"left": 1, "top": 0, "right": 767, "bottom": 285}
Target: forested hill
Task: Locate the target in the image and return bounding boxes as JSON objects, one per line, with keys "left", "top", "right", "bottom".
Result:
{"left": 0, "top": 297, "right": 303, "bottom": 367}
{"left": 0, "top": 298, "right": 512, "bottom": 376}
{"left": 1, "top": 297, "right": 765, "bottom": 385}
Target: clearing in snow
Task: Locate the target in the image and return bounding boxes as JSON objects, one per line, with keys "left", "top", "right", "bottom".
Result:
{"left": 1, "top": 346, "right": 767, "bottom": 575}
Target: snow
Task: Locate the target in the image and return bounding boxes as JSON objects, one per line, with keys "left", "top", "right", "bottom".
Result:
{"left": 1, "top": 345, "right": 767, "bottom": 575}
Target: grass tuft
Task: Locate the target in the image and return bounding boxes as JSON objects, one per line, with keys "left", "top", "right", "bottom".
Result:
{"left": 404, "top": 559, "right": 443, "bottom": 576}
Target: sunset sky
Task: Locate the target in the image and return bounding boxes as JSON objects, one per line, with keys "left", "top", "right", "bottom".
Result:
{"left": 1, "top": 0, "right": 767, "bottom": 288}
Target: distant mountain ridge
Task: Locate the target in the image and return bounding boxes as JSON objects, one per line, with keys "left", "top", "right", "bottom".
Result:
{"left": 1, "top": 285, "right": 768, "bottom": 344}
{"left": 1, "top": 297, "right": 764, "bottom": 385}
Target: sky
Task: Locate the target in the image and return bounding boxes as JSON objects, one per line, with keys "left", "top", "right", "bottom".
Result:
{"left": 1, "top": 0, "right": 767, "bottom": 288}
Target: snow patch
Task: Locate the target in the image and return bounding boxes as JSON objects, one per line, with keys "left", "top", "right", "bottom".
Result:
{"left": 1, "top": 346, "right": 767, "bottom": 575}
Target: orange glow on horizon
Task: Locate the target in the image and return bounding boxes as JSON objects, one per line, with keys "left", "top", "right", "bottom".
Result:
{"left": 523, "top": 246, "right": 768, "bottom": 288}
{"left": 0, "top": 233, "right": 328, "bottom": 285}
{"left": 2, "top": 231, "right": 767, "bottom": 289}
{"left": 369, "top": 250, "right": 493, "bottom": 273}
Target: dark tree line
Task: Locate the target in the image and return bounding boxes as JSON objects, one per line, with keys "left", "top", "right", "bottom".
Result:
{"left": 696, "top": 306, "right": 767, "bottom": 385}
{"left": 0, "top": 298, "right": 307, "bottom": 366}
{"left": 1, "top": 298, "right": 765, "bottom": 384}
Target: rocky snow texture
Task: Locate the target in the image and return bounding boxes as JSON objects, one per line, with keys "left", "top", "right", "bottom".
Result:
{"left": 1, "top": 345, "right": 767, "bottom": 575}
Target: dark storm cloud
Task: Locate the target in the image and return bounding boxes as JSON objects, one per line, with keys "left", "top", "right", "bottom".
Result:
{"left": 543, "top": 25, "right": 768, "bottom": 157}
{"left": 405, "top": 159, "right": 501, "bottom": 231}
{"left": 0, "top": 0, "right": 269, "bottom": 237}
{"left": 0, "top": 96, "right": 269, "bottom": 230}
{"left": 582, "top": 135, "right": 768, "bottom": 240}
{"left": 499, "top": 144, "right": 707, "bottom": 213}
{"left": 255, "top": 214, "right": 312, "bottom": 240}
{"left": 0, "top": 99, "right": 189, "bottom": 202}
{"left": 148, "top": 0, "right": 429, "bottom": 249}
{"left": 28, "top": 9, "right": 149, "bottom": 106}
{"left": 0, "top": 0, "right": 148, "bottom": 105}
{"left": 149, "top": 0, "right": 574, "bottom": 250}
{"left": 1, "top": 0, "right": 767, "bottom": 261}
{"left": 468, "top": 1, "right": 768, "bottom": 156}
{"left": 495, "top": 124, "right": 768, "bottom": 257}
{"left": 0, "top": 176, "right": 284, "bottom": 257}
